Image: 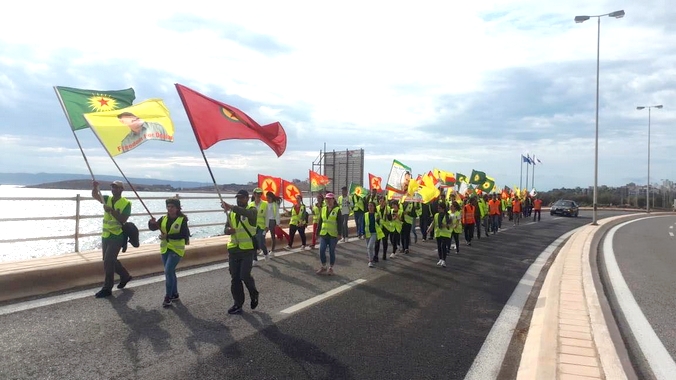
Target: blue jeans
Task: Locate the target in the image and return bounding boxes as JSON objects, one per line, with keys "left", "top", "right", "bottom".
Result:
{"left": 319, "top": 235, "right": 338, "bottom": 266}
{"left": 354, "top": 211, "right": 365, "bottom": 236}
{"left": 256, "top": 227, "right": 268, "bottom": 255}
{"left": 491, "top": 215, "right": 500, "bottom": 233}
{"left": 162, "top": 251, "right": 181, "bottom": 297}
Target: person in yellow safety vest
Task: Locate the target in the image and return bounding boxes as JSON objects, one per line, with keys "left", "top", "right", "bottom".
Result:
{"left": 148, "top": 198, "right": 190, "bottom": 307}
{"left": 310, "top": 193, "right": 325, "bottom": 249}
{"left": 412, "top": 201, "right": 421, "bottom": 244}
{"left": 478, "top": 194, "right": 490, "bottom": 238}
{"left": 364, "top": 201, "right": 385, "bottom": 268}
{"left": 222, "top": 189, "right": 260, "bottom": 315}
{"left": 449, "top": 201, "right": 463, "bottom": 254}
{"left": 265, "top": 191, "right": 281, "bottom": 256}
{"left": 249, "top": 187, "right": 269, "bottom": 263}
{"left": 427, "top": 201, "right": 451, "bottom": 268}
{"left": 389, "top": 201, "right": 403, "bottom": 258}
{"left": 337, "top": 186, "right": 352, "bottom": 241}
{"left": 400, "top": 200, "right": 415, "bottom": 254}
{"left": 506, "top": 196, "right": 513, "bottom": 221}
{"left": 374, "top": 196, "right": 391, "bottom": 262}
{"left": 351, "top": 192, "right": 366, "bottom": 239}
{"left": 287, "top": 194, "right": 308, "bottom": 249}
{"left": 317, "top": 192, "right": 342, "bottom": 275}
{"left": 91, "top": 180, "right": 133, "bottom": 298}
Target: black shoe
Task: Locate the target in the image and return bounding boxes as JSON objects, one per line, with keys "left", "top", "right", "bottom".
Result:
{"left": 251, "top": 293, "right": 259, "bottom": 310}
{"left": 228, "top": 305, "right": 242, "bottom": 314}
{"left": 95, "top": 289, "right": 112, "bottom": 298}
{"left": 382, "top": 256, "right": 387, "bottom": 260}
{"left": 163, "top": 296, "right": 172, "bottom": 307}
{"left": 171, "top": 293, "right": 180, "bottom": 301}
{"left": 117, "top": 276, "right": 132, "bottom": 289}
{"left": 373, "top": 257, "right": 379, "bottom": 263}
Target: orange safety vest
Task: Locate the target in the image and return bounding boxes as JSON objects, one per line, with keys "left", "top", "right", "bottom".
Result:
{"left": 488, "top": 199, "right": 501, "bottom": 215}
{"left": 462, "top": 204, "right": 476, "bottom": 224}
{"left": 533, "top": 199, "right": 542, "bottom": 210}
{"left": 513, "top": 200, "right": 522, "bottom": 213}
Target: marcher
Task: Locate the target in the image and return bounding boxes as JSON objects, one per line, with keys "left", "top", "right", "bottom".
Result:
{"left": 92, "top": 180, "right": 132, "bottom": 298}
{"left": 488, "top": 193, "right": 502, "bottom": 235}
{"left": 512, "top": 197, "right": 522, "bottom": 226}
{"left": 250, "top": 188, "right": 269, "bottom": 263}
{"left": 148, "top": 198, "right": 190, "bottom": 307}
{"left": 317, "top": 193, "right": 342, "bottom": 275}
{"left": 533, "top": 196, "right": 543, "bottom": 222}
{"left": 266, "top": 192, "right": 281, "bottom": 256}
{"left": 450, "top": 201, "right": 462, "bottom": 254}
{"left": 427, "top": 201, "right": 451, "bottom": 267}
{"left": 310, "top": 193, "right": 324, "bottom": 249}
{"left": 374, "top": 196, "right": 390, "bottom": 262}
{"left": 364, "top": 201, "right": 383, "bottom": 268}
{"left": 222, "top": 190, "right": 259, "bottom": 314}
{"left": 287, "top": 194, "right": 308, "bottom": 249}
{"left": 400, "top": 200, "right": 415, "bottom": 254}
{"left": 462, "top": 197, "right": 476, "bottom": 246}
{"left": 338, "top": 186, "right": 352, "bottom": 241}
{"left": 352, "top": 191, "right": 366, "bottom": 239}
{"left": 389, "top": 201, "right": 402, "bottom": 257}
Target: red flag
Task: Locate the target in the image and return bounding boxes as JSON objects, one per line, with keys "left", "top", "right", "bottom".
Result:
{"left": 368, "top": 173, "right": 382, "bottom": 192}
{"left": 257, "top": 174, "right": 282, "bottom": 197}
{"left": 281, "top": 179, "right": 301, "bottom": 204}
{"left": 175, "top": 83, "right": 287, "bottom": 156}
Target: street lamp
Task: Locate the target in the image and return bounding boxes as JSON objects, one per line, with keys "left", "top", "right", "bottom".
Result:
{"left": 574, "top": 9, "right": 625, "bottom": 226}
{"left": 637, "top": 105, "right": 663, "bottom": 213}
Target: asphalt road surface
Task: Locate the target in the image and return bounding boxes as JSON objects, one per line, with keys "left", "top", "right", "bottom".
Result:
{"left": 606, "top": 214, "right": 676, "bottom": 377}
{"left": 1, "top": 211, "right": 610, "bottom": 380}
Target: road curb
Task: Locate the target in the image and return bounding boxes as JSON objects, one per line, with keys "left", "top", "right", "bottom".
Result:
{"left": 517, "top": 215, "right": 634, "bottom": 379}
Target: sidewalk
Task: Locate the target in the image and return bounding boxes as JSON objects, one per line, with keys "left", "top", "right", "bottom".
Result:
{"left": 517, "top": 215, "right": 630, "bottom": 380}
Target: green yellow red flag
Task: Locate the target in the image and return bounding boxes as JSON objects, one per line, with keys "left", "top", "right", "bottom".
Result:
{"left": 55, "top": 86, "right": 135, "bottom": 131}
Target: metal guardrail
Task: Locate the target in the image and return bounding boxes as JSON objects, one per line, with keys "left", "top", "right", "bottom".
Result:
{"left": 0, "top": 195, "right": 237, "bottom": 252}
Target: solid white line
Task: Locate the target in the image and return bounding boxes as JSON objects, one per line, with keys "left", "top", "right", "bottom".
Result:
{"left": 669, "top": 225, "right": 673, "bottom": 229}
{"left": 280, "top": 279, "right": 366, "bottom": 314}
{"left": 464, "top": 227, "right": 581, "bottom": 380}
{"left": 604, "top": 218, "right": 676, "bottom": 380}
{"left": 669, "top": 232, "right": 674, "bottom": 237}
{"left": 0, "top": 247, "right": 309, "bottom": 317}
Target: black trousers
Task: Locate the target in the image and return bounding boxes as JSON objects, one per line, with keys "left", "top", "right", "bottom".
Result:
{"left": 102, "top": 238, "right": 130, "bottom": 291}
{"left": 436, "top": 236, "right": 450, "bottom": 260}
{"left": 375, "top": 229, "right": 390, "bottom": 259}
{"left": 401, "top": 222, "right": 412, "bottom": 250}
{"left": 228, "top": 251, "right": 258, "bottom": 308}
{"left": 288, "top": 224, "right": 307, "bottom": 247}
{"left": 390, "top": 231, "right": 400, "bottom": 252}
{"left": 464, "top": 224, "right": 475, "bottom": 243}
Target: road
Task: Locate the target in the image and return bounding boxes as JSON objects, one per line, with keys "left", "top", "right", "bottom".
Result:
{"left": 604, "top": 214, "right": 676, "bottom": 379}
{"left": 0, "top": 211, "right": 602, "bottom": 380}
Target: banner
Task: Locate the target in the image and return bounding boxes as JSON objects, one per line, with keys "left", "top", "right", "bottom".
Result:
{"left": 385, "top": 159, "right": 412, "bottom": 194}
{"left": 433, "top": 168, "right": 455, "bottom": 187}
{"left": 84, "top": 98, "right": 174, "bottom": 156}
{"left": 55, "top": 86, "right": 135, "bottom": 131}
{"left": 368, "top": 173, "right": 382, "bottom": 192}
{"left": 349, "top": 182, "right": 366, "bottom": 198}
{"left": 257, "top": 174, "right": 282, "bottom": 197}
{"left": 281, "top": 179, "right": 301, "bottom": 204}
{"left": 175, "top": 83, "right": 286, "bottom": 156}
{"left": 309, "top": 170, "right": 330, "bottom": 191}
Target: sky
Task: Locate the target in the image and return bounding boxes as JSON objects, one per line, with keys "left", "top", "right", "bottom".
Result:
{"left": 1, "top": 0, "right": 675, "bottom": 191}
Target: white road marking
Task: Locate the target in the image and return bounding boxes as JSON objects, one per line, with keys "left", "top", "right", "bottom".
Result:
{"left": 464, "top": 227, "right": 581, "bottom": 380}
{"left": 604, "top": 218, "right": 676, "bottom": 380}
{"left": 280, "top": 279, "right": 366, "bottom": 314}
{"left": 669, "top": 225, "right": 673, "bottom": 229}
{"left": 670, "top": 232, "right": 674, "bottom": 237}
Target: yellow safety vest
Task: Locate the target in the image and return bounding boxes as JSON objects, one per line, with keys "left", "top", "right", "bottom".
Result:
{"left": 102, "top": 196, "right": 130, "bottom": 238}
{"left": 160, "top": 216, "right": 186, "bottom": 256}
{"left": 377, "top": 205, "right": 392, "bottom": 232}
{"left": 451, "top": 210, "right": 463, "bottom": 233}
{"left": 290, "top": 204, "right": 307, "bottom": 226}
{"left": 434, "top": 212, "right": 451, "bottom": 238}
{"left": 364, "top": 212, "right": 385, "bottom": 240}
{"left": 249, "top": 200, "right": 268, "bottom": 229}
{"left": 320, "top": 205, "right": 340, "bottom": 237}
{"left": 226, "top": 205, "right": 257, "bottom": 250}
{"left": 391, "top": 208, "right": 403, "bottom": 233}
{"left": 403, "top": 202, "right": 414, "bottom": 224}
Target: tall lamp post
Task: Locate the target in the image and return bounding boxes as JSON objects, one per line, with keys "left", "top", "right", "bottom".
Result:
{"left": 574, "top": 10, "right": 625, "bottom": 225}
{"left": 636, "top": 105, "right": 663, "bottom": 213}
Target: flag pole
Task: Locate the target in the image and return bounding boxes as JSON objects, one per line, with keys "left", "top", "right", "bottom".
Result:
{"left": 519, "top": 155, "right": 523, "bottom": 191}
{"left": 532, "top": 156, "right": 536, "bottom": 190}
{"left": 85, "top": 119, "right": 154, "bottom": 217}
{"left": 525, "top": 157, "right": 530, "bottom": 192}
{"left": 53, "top": 87, "right": 96, "bottom": 181}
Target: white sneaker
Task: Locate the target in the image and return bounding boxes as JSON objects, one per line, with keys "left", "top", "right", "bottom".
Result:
{"left": 269, "top": 251, "right": 274, "bottom": 257}
{"left": 389, "top": 253, "right": 395, "bottom": 258}
{"left": 450, "top": 244, "right": 456, "bottom": 251}
{"left": 436, "top": 259, "right": 442, "bottom": 266}
{"left": 368, "top": 262, "right": 374, "bottom": 268}
{"left": 441, "top": 260, "right": 446, "bottom": 268}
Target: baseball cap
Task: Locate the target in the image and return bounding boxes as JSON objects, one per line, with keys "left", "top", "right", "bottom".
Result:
{"left": 111, "top": 181, "right": 124, "bottom": 189}
{"left": 236, "top": 189, "right": 249, "bottom": 198}
{"left": 325, "top": 192, "right": 335, "bottom": 199}
{"left": 253, "top": 187, "right": 263, "bottom": 194}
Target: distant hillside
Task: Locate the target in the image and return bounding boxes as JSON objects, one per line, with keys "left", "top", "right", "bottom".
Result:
{"left": 0, "top": 172, "right": 212, "bottom": 189}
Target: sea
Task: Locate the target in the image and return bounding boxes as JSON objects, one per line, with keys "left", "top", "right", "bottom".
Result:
{"left": 0, "top": 185, "right": 314, "bottom": 264}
